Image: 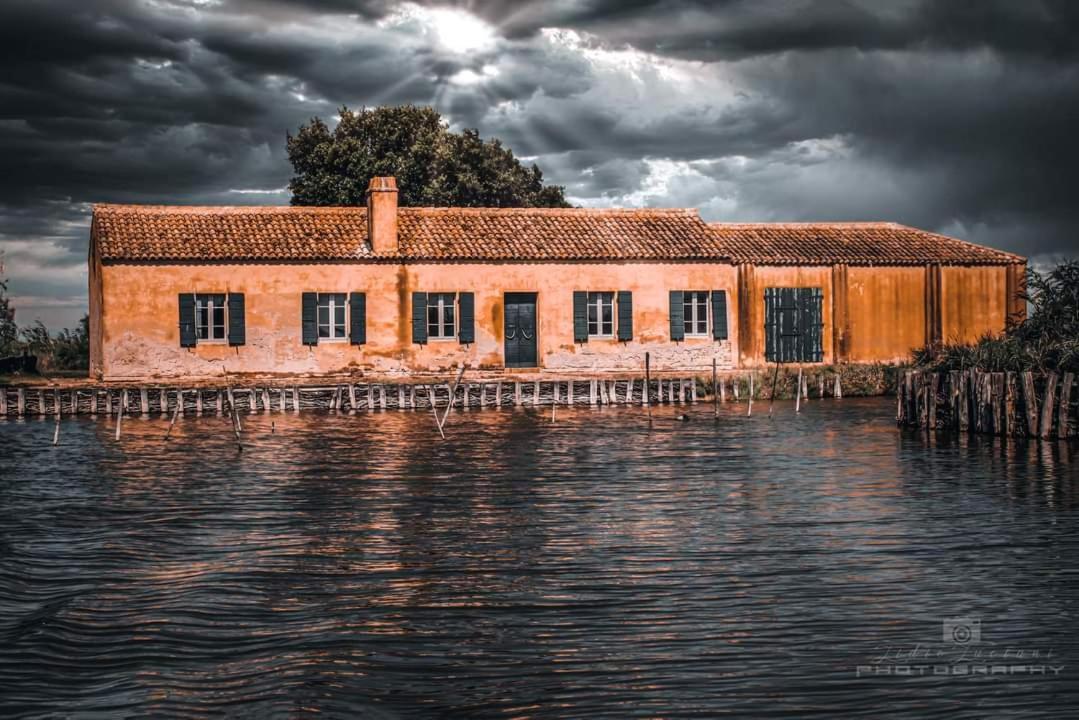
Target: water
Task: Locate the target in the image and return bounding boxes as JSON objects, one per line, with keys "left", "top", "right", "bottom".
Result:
{"left": 1, "top": 398, "right": 1077, "bottom": 718}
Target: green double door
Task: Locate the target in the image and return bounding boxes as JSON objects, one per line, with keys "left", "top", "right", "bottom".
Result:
{"left": 504, "top": 293, "right": 538, "bottom": 368}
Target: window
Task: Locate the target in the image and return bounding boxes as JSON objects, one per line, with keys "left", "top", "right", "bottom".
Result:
{"left": 427, "top": 292, "right": 456, "bottom": 339}
{"left": 195, "top": 294, "right": 226, "bottom": 342}
{"left": 683, "top": 291, "right": 709, "bottom": 337}
{"left": 587, "top": 291, "right": 614, "bottom": 338}
{"left": 317, "top": 293, "right": 347, "bottom": 340}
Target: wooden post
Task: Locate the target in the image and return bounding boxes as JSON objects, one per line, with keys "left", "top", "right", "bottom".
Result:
{"left": 713, "top": 359, "right": 719, "bottom": 418}
{"left": 747, "top": 373, "right": 754, "bottom": 416}
{"left": 165, "top": 391, "right": 181, "bottom": 440}
{"left": 1040, "top": 372, "right": 1058, "bottom": 439}
{"left": 589, "top": 380, "right": 597, "bottom": 406}
{"left": 1005, "top": 372, "right": 1018, "bottom": 437}
{"left": 480, "top": 383, "right": 487, "bottom": 408}
{"left": 720, "top": 377, "right": 726, "bottom": 403}
{"left": 928, "top": 373, "right": 939, "bottom": 432}
{"left": 795, "top": 367, "right": 803, "bottom": 413}
{"left": 515, "top": 381, "right": 523, "bottom": 406}
{"left": 1059, "top": 373, "right": 1074, "bottom": 439}
{"left": 140, "top": 388, "right": 149, "bottom": 414}
{"left": 834, "top": 374, "right": 842, "bottom": 399}
{"left": 533, "top": 381, "right": 541, "bottom": 406}
{"left": 644, "top": 353, "right": 651, "bottom": 410}
{"left": 348, "top": 384, "right": 356, "bottom": 412}
{"left": 1022, "top": 372, "right": 1039, "bottom": 437}
{"left": 367, "top": 384, "right": 375, "bottom": 412}
{"left": 398, "top": 385, "right": 406, "bottom": 410}
{"left": 379, "top": 384, "right": 387, "bottom": 411}
{"left": 409, "top": 384, "right": 416, "bottom": 410}
{"left": 115, "top": 389, "right": 125, "bottom": 440}
{"left": 0, "top": 388, "right": 6, "bottom": 417}
{"left": 568, "top": 380, "right": 575, "bottom": 406}
{"left": 991, "top": 373, "right": 1005, "bottom": 436}
{"left": 957, "top": 372, "right": 969, "bottom": 431}
{"left": 495, "top": 381, "right": 503, "bottom": 407}
{"left": 819, "top": 375, "right": 825, "bottom": 399}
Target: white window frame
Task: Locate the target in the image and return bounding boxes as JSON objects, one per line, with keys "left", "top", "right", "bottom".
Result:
{"left": 195, "top": 293, "right": 226, "bottom": 344}
{"left": 427, "top": 292, "right": 457, "bottom": 341}
{"left": 587, "top": 291, "right": 615, "bottom": 339}
{"left": 317, "top": 292, "right": 348, "bottom": 342}
{"left": 683, "top": 290, "right": 709, "bottom": 338}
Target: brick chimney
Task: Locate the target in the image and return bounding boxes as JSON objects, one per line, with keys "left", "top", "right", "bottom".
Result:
{"left": 366, "top": 176, "right": 398, "bottom": 253}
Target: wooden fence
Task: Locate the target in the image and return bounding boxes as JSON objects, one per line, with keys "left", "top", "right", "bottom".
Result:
{"left": 897, "top": 369, "right": 1077, "bottom": 439}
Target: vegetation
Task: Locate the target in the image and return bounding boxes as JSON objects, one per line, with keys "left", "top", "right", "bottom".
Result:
{"left": 914, "top": 260, "right": 1079, "bottom": 375}
{"left": 0, "top": 258, "right": 89, "bottom": 373}
{"left": 287, "top": 105, "right": 570, "bottom": 208}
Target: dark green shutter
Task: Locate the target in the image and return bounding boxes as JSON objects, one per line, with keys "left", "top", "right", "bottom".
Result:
{"left": 458, "top": 292, "right": 475, "bottom": 343}
{"left": 617, "top": 291, "right": 633, "bottom": 341}
{"left": 711, "top": 290, "right": 728, "bottom": 340}
{"left": 800, "top": 288, "right": 823, "bottom": 362}
{"left": 227, "top": 292, "right": 245, "bottom": 346}
{"left": 179, "top": 293, "right": 196, "bottom": 347}
{"left": 764, "top": 288, "right": 778, "bottom": 362}
{"left": 572, "top": 291, "right": 588, "bottom": 343}
{"left": 411, "top": 292, "right": 428, "bottom": 344}
{"left": 302, "top": 292, "right": 318, "bottom": 346}
{"left": 349, "top": 292, "right": 366, "bottom": 345}
{"left": 669, "top": 291, "right": 684, "bottom": 341}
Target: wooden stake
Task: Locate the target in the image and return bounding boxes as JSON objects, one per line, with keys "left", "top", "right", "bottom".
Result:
{"left": 534, "top": 380, "right": 541, "bottom": 406}
{"left": 1021, "top": 372, "right": 1039, "bottom": 437}
{"left": 795, "top": 367, "right": 803, "bottom": 413}
{"left": 17, "top": 388, "right": 25, "bottom": 417}
{"left": 834, "top": 373, "right": 842, "bottom": 399}
{"left": 713, "top": 359, "right": 719, "bottom": 418}
{"left": 115, "top": 389, "right": 125, "bottom": 440}
{"left": 165, "top": 390, "right": 181, "bottom": 440}
{"left": 1040, "top": 372, "right": 1059, "bottom": 439}
{"left": 1059, "top": 373, "right": 1074, "bottom": 439}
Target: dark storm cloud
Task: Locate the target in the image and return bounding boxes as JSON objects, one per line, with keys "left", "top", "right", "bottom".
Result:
{"left": 1, "top": 0, "right": 1078, "bottom": 329}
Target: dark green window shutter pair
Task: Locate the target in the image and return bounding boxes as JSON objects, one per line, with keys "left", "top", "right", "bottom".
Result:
{"left": 616, "top": 291, "right": 633, "bottom": 341}
{"left": 178, "top": 294, "right": 196, "bottom": 347}
{"left": 349, "top": 292, "right": 366, "bottom": 345}
{"left": 302, "top": 292, "right": 366, "bottom": 346}
{"left": 227, "top": 293, "right": 245, "bottom": 346}
{"left": 669, "top": 291, "right": 685, "bottom": 341}
{"left": 411, "top": 292, "right": 473, "bottom": 344}
{"left": 572, "top": 291, "right": 588, "bottom": 343}
{"left": 764, "top": 287, "right": 823, "bottom": 362}
{"left": 711, "top": 290, "right": 728, "bottom": 340}
{"left": 302, "top": 292, "right": 318, "bottom": 346}
{"left": 179, "top": 292, "right": 244, "bottom": 346}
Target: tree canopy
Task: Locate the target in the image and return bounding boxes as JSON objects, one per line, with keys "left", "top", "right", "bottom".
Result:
{"left": 287, "top": 105, "right": 570, "bottom": 208}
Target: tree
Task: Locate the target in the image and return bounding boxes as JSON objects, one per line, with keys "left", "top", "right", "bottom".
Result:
{"left": 52, "top": 314, "right": 90, "bottom": 371}
{"left": 287, "top": 105, "right": 571, "bottom": 208}
{"left": 0, "top": 256, "right": 18, "bottom": 356}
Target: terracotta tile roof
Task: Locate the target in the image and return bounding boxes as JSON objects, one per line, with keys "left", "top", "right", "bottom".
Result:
{"left": 708, "top": 222, "right": 1023, "bottom": 266}
{"left": 92, "top": 204, "right": 731, "bottom": 262}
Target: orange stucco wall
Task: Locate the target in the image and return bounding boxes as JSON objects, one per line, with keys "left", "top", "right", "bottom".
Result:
{"left": 97, "top": 261, "right": 738, "bottom": 380}
{"left": 846, "top": 266, "right": 927, "bottom": 363}
{"left": 941, "top": 265, "right": 1008, "bottom": 344}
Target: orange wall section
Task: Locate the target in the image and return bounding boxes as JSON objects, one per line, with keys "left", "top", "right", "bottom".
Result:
{"left": 846, "top": 266, "right": 927, "bottom": 363}
{"left": 97, "top": 261, "right": 739, "bottom": 380}
{"left": 738, "top": 265, "right": 834, "bottom": 368}
{"left": 941, "top": 265, "right": 1008, "bottom": 345}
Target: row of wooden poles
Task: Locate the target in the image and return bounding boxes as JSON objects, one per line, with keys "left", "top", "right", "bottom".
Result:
{"left": 0, "top": 367, "right": 843, "bottom": 418}
{"left": 897, "top": 369, "right": 1077, "bottom": 440}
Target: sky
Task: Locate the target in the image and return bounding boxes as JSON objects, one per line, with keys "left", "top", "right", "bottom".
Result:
{"left": 2, "top": 0, "right": 1078, "bottom": 331}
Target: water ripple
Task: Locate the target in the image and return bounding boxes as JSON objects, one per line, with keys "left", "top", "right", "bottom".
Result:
{"left": 1, "top": 399, "right": 1078, "bottom": 718}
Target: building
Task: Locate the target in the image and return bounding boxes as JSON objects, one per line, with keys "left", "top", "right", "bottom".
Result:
{"left": 88, "top": 177, "right": 1024, "bottom": 380}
